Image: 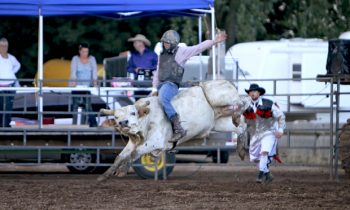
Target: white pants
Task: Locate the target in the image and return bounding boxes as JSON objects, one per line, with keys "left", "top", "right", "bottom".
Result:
{"left": 249, "top": 131, "right": 277, "bottom": 162}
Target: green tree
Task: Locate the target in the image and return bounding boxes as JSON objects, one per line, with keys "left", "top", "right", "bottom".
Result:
{"left": 265, "top": 0, "right": 350, "bottom": 39}
{"left": 215, "top": 0, "right": 277, "bottom": 46}
{"left": 2, "top": 0, "right": 350, "bottom": 82}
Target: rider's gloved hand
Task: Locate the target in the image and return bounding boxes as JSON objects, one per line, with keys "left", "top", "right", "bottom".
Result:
{"left": 151, "top": 87, "right": 158, "bottom": 96}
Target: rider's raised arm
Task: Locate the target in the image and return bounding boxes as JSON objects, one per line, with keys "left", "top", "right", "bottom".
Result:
{"left": 175, "top": 40, "right": 215, "bottom": 67}
{"left": 175, "top": 32, "right": 227, "bottom": 67}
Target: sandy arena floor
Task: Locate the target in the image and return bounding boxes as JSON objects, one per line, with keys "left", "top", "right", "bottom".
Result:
{"left": 0, "top": 156, "right": 349, "bottom": 210}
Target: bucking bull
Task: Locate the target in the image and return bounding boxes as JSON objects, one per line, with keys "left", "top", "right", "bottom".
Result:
{"left": 97, "top": 80, "right": 250, "bottom": 182}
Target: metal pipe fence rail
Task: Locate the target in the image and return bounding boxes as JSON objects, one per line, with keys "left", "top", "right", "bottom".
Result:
{"left": 0, "top": 127, "right": 235, "bottom": 180}
{"left": 0, "top": 125, "right": 337, "bottom": 179}
{"left": 0, "top": 77, "right": 349, "bottom": 180}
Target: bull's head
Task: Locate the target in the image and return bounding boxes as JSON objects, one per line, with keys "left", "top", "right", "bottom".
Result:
{"left": 100, "top": 100, "right": 150, "bottom": 136}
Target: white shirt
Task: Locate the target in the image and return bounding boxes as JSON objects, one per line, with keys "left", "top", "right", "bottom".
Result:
{"left": 246, "top": 97, "right": 286, "bottom": 136}
{"left": 0, "top": 53, "right": 20, "bottom": 85}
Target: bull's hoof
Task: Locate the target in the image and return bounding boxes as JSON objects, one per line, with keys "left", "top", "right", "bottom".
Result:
{"left": 166, "top": 142, "right": 178, "bottom": 153}
{"left": 169, "top": 130, "right": 187, "bottom": 143}
{"left": 115, "top": 171, "right": 127, "bottom": 177}
{"left": 115, "top": 158, "right": 132, "bottom": 177}
{"left": 97, "top": 174, "right": 109, "bottom": 182}
{"left": 97, "top": 166, "right": 116, "bottom": 182}
{"left": 150, "top": 150, "right": 162, "bottom": 158}
{"left": 237, "top": 144, "right": 246, "bottom": 161}
{"left": 238, "top": 150, "right": 245, "bottom": 161}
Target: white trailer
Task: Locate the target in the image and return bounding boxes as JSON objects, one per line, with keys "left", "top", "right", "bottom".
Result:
{"left": 225, "top": 39, "right": 350, "bottom": 114}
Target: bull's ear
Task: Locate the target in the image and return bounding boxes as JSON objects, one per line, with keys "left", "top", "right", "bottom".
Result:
{"left": 138, "top": 107, "right": 150, "bottom": 118}
{"left": 101, "top": 119, "right": 116, "bottom": 127}
{"left": 135, "top": 100, "right": 150, "bottom": 112}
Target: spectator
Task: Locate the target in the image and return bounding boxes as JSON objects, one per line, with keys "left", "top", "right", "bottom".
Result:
{"left": 0, "top": 38, "right": 21, "bottom": 127}
{"left": 69, "top": 42, "right": 97, "bottom": 127}
{"left": 127, "top": 34, "right": 158, "bottom": 79}
{"left": 127, "top": 34, "right": 158, "bottom": 100}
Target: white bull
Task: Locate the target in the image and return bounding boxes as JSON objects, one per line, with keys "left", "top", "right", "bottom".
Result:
{"left": 97, "top": 80, "right": 250, "bottom": 181}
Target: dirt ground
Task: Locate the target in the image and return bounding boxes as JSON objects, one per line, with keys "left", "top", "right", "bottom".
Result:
{"left": 0, "top": 157, "right": 350, "bottom": 210}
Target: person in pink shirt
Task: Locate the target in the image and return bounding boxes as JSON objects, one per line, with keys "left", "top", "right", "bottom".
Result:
{"left": 151, "top": 30, "right": 227, "bottom": 143}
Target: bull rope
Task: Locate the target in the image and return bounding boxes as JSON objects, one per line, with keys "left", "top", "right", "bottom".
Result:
{"left": 198, "top": 84, "right": 214, "bottom": 109}
{"left": 168, "top": 84, "right": 214, "bottom": 152}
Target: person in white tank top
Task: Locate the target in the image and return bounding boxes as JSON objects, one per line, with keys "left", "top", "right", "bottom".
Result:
{"left": 0, "top": 37, "right": 21, "bottom": 127}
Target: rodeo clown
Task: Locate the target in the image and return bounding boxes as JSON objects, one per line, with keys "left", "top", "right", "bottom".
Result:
{"left": 243, "top": 83, "right": 286, "bottom": 183}
{"left": 151, "top": 30, "right": 227, "bottom": 143}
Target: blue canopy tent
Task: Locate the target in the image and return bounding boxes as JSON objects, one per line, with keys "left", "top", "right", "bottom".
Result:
{"left": 0, "top": 0, "right": 216, "bottom": 125}
{"left": 0, "top": 1, "right": 214, "bottom": 16}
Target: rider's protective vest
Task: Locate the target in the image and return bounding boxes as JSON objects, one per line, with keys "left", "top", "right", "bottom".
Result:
{"left": 243, "top": 98, "right": 273, "bottom": 120}
{"left": 158, "top": 47, "right": 184, "bottom": 86}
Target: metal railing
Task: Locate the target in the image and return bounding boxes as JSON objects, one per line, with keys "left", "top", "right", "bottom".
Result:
{"left": 0, "top": 77, "right": 349, "bottom": 180}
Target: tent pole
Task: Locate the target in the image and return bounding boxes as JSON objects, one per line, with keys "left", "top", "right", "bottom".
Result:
{"left": 38, "top": 9, "right": 43, "bottom": 128}
{"left": 210, "top": 6, "right": 216, "bottom": 80}
{"left": 198, "top": 16, "right": 203, "bottom": 81}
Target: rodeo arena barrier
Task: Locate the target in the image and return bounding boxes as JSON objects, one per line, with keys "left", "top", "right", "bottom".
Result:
{"left": 0, "top": 75, "right": 349, "bottom": 181}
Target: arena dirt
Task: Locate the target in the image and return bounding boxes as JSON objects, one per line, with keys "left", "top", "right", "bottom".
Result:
{"left": 0, "top": 158, "right": 349, "bottom": 210}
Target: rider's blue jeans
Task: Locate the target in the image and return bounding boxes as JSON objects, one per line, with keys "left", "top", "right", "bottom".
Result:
{"left": 158, "top": 81, "right": 178, "bottom": 119}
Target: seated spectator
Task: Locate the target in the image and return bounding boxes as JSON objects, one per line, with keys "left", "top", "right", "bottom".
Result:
{"left": 0, "top": 37, "right": 21, "bottom": 127}
{"left": 69, "top": 42, "right": 97, "bottom": 127}
{"left": 127, "top": 34, "right": 158, "bottom": 80}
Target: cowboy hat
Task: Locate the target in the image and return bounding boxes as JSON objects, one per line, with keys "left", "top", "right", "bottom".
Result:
{"left": 245, "top": 83, "right": 266, "bottom": 95}
{"left": 128, "top": 34, "right": 151, "bottom": 46}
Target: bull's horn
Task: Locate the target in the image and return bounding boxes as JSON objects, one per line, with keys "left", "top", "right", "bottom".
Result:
{"left": 100, "top": 108, "right": 115, "bottom": 116}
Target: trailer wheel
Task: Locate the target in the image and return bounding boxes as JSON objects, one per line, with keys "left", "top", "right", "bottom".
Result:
{"left": 65, "top": 152, "right": 96, "bottom": 173}
{"left": 133, "top": 152, "right": 176, "bottom": 179}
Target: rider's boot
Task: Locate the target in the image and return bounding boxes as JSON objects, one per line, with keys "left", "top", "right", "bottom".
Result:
{"left": 169, "top": 114, "right": 187, "bottom": 143}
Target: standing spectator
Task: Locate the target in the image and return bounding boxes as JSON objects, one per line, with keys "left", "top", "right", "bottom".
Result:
{"left": 242, "top": 83, "right": 285, "bottom": 183}
{"left": 0, "top": 38, "right": 21, "bottom": 127}
{"left": 69, "top": 42, "right": 97, "bottom": 127}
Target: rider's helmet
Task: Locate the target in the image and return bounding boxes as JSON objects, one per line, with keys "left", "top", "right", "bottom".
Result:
{"left": 160, "top": 30, "right": 180, "bottom": 52}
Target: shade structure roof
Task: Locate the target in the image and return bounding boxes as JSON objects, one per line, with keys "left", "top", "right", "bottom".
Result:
{"left": 0, "top": 0, "right": 214, "bottom": 17}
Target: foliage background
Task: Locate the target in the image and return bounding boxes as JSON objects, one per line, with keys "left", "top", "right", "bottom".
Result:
{"left": 0, "top": 0, "right": 349, "bottom": 82}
